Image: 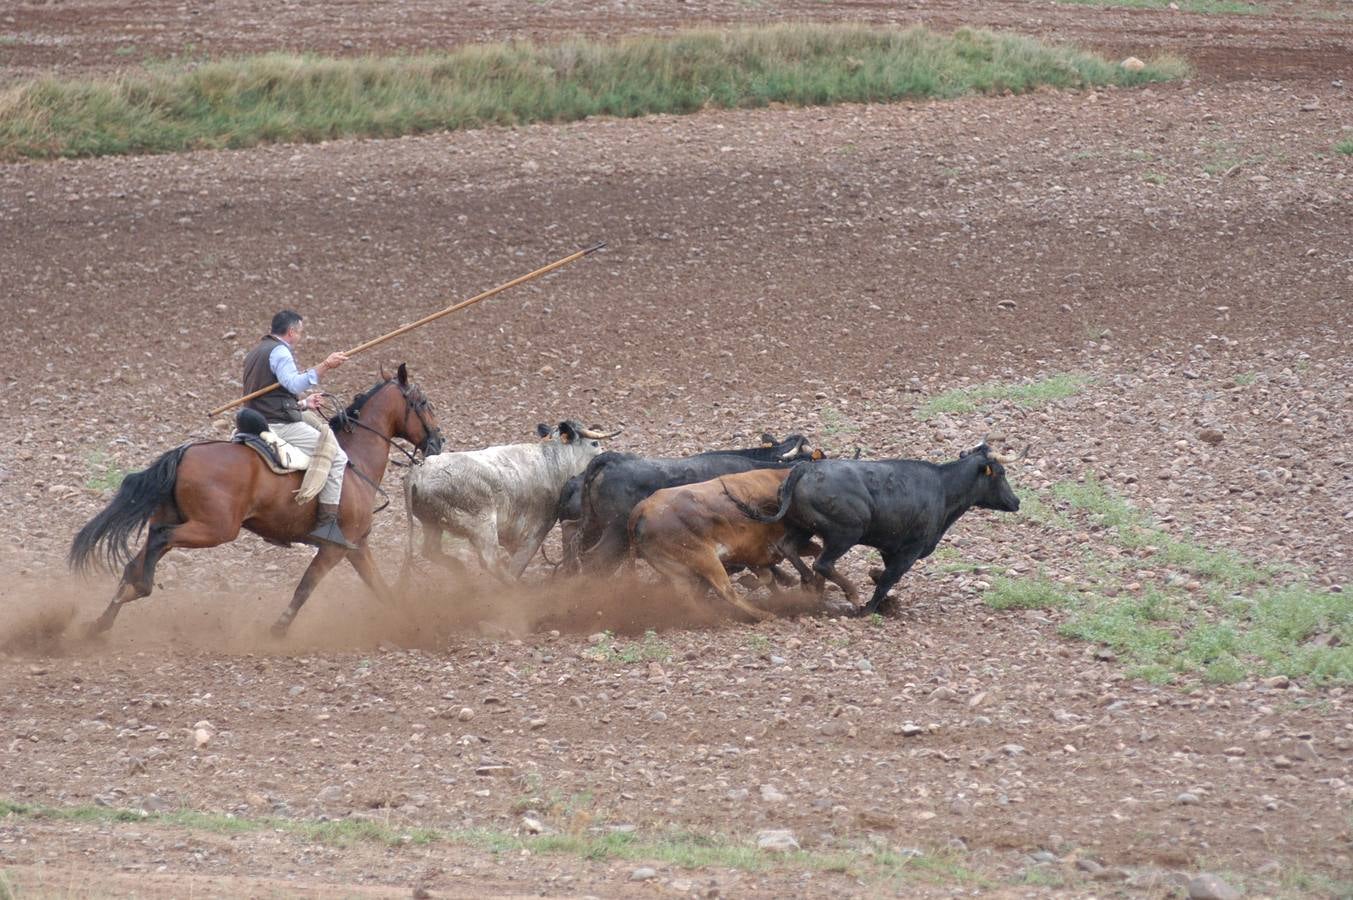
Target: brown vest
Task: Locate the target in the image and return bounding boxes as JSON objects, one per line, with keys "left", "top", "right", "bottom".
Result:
{"left": 242, "top": 335, "right": 303, "bottom": 423}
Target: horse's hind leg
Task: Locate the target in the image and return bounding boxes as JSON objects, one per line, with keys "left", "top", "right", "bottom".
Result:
{"left": 271, "top": 546, "right": 345, "bottom": 637}
{"left": 88, "top": 512, "right": 236, "bottom": 636}
{"left": 88, "top": 519, "right": 176, "bottom": 636}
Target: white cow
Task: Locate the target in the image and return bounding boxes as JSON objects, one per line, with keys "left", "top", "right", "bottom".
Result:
{"left": 404, "top": 420, "right": 621, "bottom": 580}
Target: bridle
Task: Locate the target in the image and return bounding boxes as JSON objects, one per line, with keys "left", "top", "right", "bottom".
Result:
{"left": 329, "top": 379, "right": 444, "bottom": 467}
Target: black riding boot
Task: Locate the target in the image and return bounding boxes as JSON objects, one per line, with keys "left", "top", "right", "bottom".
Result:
{"left": 309, "top": 502, "right": 358, "bottom": 551}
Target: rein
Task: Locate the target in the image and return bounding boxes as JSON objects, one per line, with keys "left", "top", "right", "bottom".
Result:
{"left": 318, "top": 380, "right": 442, "bottom": 513}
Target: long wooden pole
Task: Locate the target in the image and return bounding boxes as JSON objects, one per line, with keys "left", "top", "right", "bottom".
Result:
{"left": 208, "top": 242, "right": 605, "bottom": 417}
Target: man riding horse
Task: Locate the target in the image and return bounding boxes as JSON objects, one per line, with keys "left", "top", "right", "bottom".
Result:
{"left": 242, "top": 310, "right": 356, "bottom": 550}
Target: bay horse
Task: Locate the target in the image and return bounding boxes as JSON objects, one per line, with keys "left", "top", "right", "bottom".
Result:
{"left": 69, "top": 364, "right": 444, "bottom": 637}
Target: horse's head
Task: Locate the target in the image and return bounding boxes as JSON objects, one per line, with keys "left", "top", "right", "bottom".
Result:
{"left": 387, "top": 363, "right": 444, "bottom": 457}
{"left": 335, "top": 364, "right": 444, "bottom": 458}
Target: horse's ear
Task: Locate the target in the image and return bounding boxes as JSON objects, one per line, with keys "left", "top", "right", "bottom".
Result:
{"left": 397, "top": 363, "right": 409, "bottom": 386}
{"left": 379, "top": 364, "right": 390, "bottom": 381}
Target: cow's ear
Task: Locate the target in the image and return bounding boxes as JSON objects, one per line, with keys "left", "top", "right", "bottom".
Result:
{"left": 811, "top": 449, "right": 825, "bottom": 460}
{"left": 558, "top": 421, "right": 577, "bottom": 444}
{"left": 984, "top": 464, "right": 993, "bottom": 477}
{"left": 397, "top": 363, "right": 409, "bottom": 386}
{"left": 536, "top": 423, "right": 552, "bottom": 438}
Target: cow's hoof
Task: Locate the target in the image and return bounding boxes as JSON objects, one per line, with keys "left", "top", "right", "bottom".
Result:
{"left": 269, "top": 620, "right": 291, "bottom": 640}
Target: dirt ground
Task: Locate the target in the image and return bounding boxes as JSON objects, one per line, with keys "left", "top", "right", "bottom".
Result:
{"left": 2, "top": 1, "right": 1352, "bottom": 897}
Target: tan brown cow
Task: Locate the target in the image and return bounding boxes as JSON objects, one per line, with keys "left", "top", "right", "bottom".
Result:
{"left": 627, "top": 467, "right": 818, "bottom": 621}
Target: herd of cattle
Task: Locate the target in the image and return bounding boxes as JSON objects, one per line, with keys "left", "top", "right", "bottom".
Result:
{"left": 404, "top": 422, "right": 1026, "bottom": 618}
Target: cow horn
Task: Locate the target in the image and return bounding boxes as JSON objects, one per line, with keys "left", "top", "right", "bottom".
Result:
{"left": 779, "top": 438, "right": 807, "bottom": 459}
{"left": 990, "top": 445, "right": 1030, "bottom": 465}
{"left": 576, "top": 425, "right": 623, "bottom": 440}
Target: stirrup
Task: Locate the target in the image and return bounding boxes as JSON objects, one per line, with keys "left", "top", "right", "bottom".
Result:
{"left": 308, "top": 520, "right": 358, "bottom": 551}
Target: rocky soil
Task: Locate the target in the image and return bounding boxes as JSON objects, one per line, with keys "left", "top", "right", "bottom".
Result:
{"left": 2, "top": 1, "right": 1352, "bottom": 897}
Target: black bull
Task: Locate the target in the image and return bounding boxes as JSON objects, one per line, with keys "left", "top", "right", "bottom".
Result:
{"left": 570, "top": 434, "right": 820, "bottom": 574}
{"left": 727, "top": 444, "right": 1024, "bottom": 616}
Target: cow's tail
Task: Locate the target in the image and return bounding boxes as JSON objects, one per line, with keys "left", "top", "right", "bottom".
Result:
{"left": 723, "top": 461, "right": 809, "bottom": 524}
{"left": 69, "top": 444, "right": 188, "bottom": 574}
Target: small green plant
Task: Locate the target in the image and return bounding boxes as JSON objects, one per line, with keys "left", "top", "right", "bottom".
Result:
{"left": 820, "top": 404, "right": 860, "bottom": 439}
{"left": 984, "top": 576, "right": 1073, "bottom": 610}
{"left": 1335, "top": 138, "right": 1353, "bottom": 156}
{"left": 746, "top": 633, "right": 771, "bottom": 654}
{"left": 1142, "top": 171, "right": 1167, "bottom": 185}
{"left": 1233, "top": 371, "right": 1258, "bottom": 385}
{"left": 917, "top": 373, "right": 1088, "bottom": 420}
{"left": 0, "top": 869, "right": 16, "bottom": 900}
{"left": 588, "top": 629, "right": 671, "bottom": 664}
{"left": 85, "top": 451, "right": 127, "bottom": 492}
{"left": 867, "top": 612, "right": 885, "bottom": 627}
{"left": 113, "top": 44, "right": 137, "bottom": 57}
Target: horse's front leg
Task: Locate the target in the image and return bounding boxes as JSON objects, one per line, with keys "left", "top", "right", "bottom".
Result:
{"left": 347, "top": 543, "right": 391, "bottom": 603}
{"left": 271, "top": 545, "right": 346, "bottom": 637}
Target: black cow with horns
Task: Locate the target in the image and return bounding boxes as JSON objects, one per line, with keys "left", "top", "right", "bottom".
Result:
{"left": 570, "top": 433, "right": 821, "bottom": 574}
{"left": 727, "top": 443, "right": 1027, "bottom": 616}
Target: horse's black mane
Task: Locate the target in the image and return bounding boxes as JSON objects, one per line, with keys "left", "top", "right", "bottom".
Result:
{"left": 329, "top": 377, "right": 391, "bottom": 430}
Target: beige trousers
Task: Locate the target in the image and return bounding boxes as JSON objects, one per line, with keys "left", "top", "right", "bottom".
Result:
{"left": 269, "top": 420, "right": 348, "bottom": 505}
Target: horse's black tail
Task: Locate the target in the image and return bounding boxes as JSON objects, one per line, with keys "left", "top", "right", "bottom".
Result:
{"left": 723, "top": 461, "right": 811, "bottom": 524}
{"left": 69, "top": 444, "right": 189, "bottom": 574}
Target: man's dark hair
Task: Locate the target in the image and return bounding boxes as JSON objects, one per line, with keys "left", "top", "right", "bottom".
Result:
{"left": 270, "top": 310, "right": 303, "bottom": 336}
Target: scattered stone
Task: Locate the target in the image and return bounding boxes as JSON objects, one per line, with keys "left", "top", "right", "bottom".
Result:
{"left": 630, "top": 866, "right": 658, "bottom": 881}
{"left": 521, "top": 816, "right": 545, "bottom": 834}
{"left": 1176, "top": 792, "right": 1200, "bottom": 805}
{"left": 1271, "top": 755, "right": 1294, "bottom": 769}
{"left": 756, "top": 829, "right": 800, "bottom": 852}
{"left": 474, "top": 765, "right": 515, "bottom": 777}
{"left": 759, "top": 784, "right": 787, "bottom": 803}
{"left": 857, "top": 807, "right": 897, "bottom": 829}
{"left": 456, "top": 707, "right": 475, "bottom": 722}
{"left": 1188, "top": 873, "right": 1241, "bottom": 900}
{"left": 897, "top": 723, "right": 924, "bottom": 738}
{"left": 1120, "top": 56, "right": 1146, "bottom": 72}
{"left": 1221, "top": 746, "right": 1246, "bottom": 757}
{"left": 1001, "top": 744, "right": 1026, "bottom": 756}
{"left": 1262, "top": 675, "right": 1290, "bottom": 689}
{"left": 1198, "top": 428, "right": 1225, "bottom": 446}
{"left": 316, "top": 785, "right": 344, "bottom": 804}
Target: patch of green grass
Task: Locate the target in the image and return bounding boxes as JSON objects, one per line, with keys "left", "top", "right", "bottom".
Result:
{"left": 84, "top": 451, "right": 127, "bottom": 492}
{"left": 820, "top": 404, "right": 860, "bottom": 439}
{"left": 0, "top": 25, "right": 1190, "bottom": 162}
{"left": 983, "top": 575, "right": 1073, "bottom": 610}
{"left": 584, "top": 629, "right": 671, "bottom": 664}
{"left": 0, "top": 869, "right": 15, "bottom": 900}
{"left": 1058, "top": 0, "right": 1266, "bottom": 13}
{"left": 1335, "top": 138, "right": 1353, "bottom": 156}
{"left": 0, "top": 798, "right": 988, "bottom": 887}
{"left": 1142, "top": 171, "right": 1168, "bottom": 185}
{"left": 1233, "top": 371, "right": 1258, "bottom": 385}
{"left": 916, "top": 373, "right": 1089, "bottom": 420}
{"left": 1034, "top": 476, "right": 1348, "bottom": 684}
{"left": 1053, "top": 474, "right": 1266, "bottom": 586}
{"left": 746, "top": 633, "right": 771, "bottom": 654}
{"left": 113, "top": 45, "right": 137, "bottom": 57}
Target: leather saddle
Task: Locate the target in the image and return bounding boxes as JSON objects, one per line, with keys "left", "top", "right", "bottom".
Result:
{"left": 232, "top": 408, "right": 311, "bottom": 474}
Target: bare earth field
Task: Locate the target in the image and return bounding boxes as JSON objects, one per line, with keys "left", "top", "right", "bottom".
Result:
{"left": 2, "top": 1, "right": 1352, "bottom": 897}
